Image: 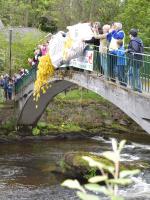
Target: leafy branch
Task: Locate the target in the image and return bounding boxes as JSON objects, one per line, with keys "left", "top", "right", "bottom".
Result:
{"left": 62, "top": 139, "right": 140, "bottom": 200}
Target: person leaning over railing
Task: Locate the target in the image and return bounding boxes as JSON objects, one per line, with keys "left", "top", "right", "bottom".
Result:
{"left": 127, "top": 29, "right": 144, "bottom": 93}
{"left": 84, "top": 22, "right": 101, "bottom": 51}
{"left": 84, "top": 22, "right": 102, "bottom": 72}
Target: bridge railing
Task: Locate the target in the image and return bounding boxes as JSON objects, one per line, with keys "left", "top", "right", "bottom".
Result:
{"left": 15, "top": 47, "right": 150, "bottom": 95}
{"left": 15, "top": 66, "right": 37, "bottom": 94}
{"left": 92, "top": 49, "right": 150, "bottom": 93}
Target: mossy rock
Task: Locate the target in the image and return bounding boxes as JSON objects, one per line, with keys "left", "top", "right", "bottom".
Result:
{"left": 58, "top": 151, "right": 146, "bottom": 183}
{"left": 58, "top": 152, "right": 114, "bottom": 182}
{"left": 63, "top": 152, "right": 114, "bottom": 169}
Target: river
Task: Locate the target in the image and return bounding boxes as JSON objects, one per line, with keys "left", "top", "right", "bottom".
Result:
{"left": 0, "top": 136, "right": 150, "bottom": 200}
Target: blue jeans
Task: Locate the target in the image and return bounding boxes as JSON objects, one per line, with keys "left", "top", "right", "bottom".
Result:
{"left": 128, "top": 61, "right": 142, "bottom": 92}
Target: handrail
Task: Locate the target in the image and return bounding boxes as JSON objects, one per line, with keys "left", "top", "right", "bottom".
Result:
{"left": 15, "top": 67, "right": 37, "bottom": 94}
{"left": 15, "top": 48, "right": 150, "bottom": 95}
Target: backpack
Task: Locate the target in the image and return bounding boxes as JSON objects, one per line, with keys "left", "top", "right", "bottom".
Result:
{"left": 131, "top": 39, "right": 144, "bottom": 54}
{"left": 137, "top": 41, "right": 144, "bottom": 54}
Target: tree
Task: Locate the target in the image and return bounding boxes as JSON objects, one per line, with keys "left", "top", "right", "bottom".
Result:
{"left": 116, "top": 0, "right": 150, "bottom": 46}
{"left": 0, "top": 30, "right": 45, "bottom": 73}
{"left": 0, "top": 0, "right": 149, "bottom": 45}
{"left": 50, "top": 0, "right": 121, "bottom": 29}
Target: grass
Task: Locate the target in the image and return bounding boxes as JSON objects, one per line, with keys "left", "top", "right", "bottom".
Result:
{"left": 111, "top": 123, "right": 129, "bottom": 132}
{"left": 56, "top": 88, "right": 106, "bottom": 103}
{"left": 59, "top": 122, "right": 82, "bottom": 132}
{"left": 36, "top": 121, "right": 83, "bottom": 134}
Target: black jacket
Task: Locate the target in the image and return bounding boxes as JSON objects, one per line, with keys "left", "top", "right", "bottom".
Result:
{"left": 84, "top": 37, "right": 100, "bottom": 51}
{"left": 128, "top": 37, "right": 144, "bottom": 60}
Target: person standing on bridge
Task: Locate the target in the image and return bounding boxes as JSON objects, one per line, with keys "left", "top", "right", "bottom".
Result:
{"left": 84, "top": 22, "right": 102, "bottom": 72}
{"left": 127, "top": 29, "right": 144, "bottom": 92}
{"left": 107, "top": 22, "right": 125, "bottom": 81}
{"left": 93, "top": 24, "right": 110, "bottom": 77}
{"left": 7, "top": 78, "right": 13, "bottom": 100}
{"left": 3, "top": 74, "right": 9, "bottom": 101}
{"left": 111, "top": 40, "right": 127, "bottom": 86}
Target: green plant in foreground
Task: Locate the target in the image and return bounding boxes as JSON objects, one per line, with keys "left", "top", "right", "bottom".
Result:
{"left": 62, "top": 139, "right": 140, "bottom": 200}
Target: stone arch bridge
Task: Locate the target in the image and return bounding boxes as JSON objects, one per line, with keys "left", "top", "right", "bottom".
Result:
{"left": 15, "top": 68, "right": 150, "bottom": 134}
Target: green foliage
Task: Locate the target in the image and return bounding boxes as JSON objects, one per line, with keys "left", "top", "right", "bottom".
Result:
{"left": 39, "top": 17, "right": 57, "bottom": 33}
{"left": 32, "top": 127, "right": 40, "bottom": 136}
{"left": 0, "top": 119, "right": 16, "bottom": 132}
{"left": 0, "top": 0, "right": 149, "bottom": 45}
{"left": 56, "top": 89, "right": 105, "bottom": 102}
{"left": 116, "top": 0, "right": 150, "bottom": 46}
{"left": 0, "top": 0, "right": 120, "bottom": 30}
{"left": 50, "top": 0, "right": 121, "bottom": 29}
{"left": 84, "top": 168, "right": 97, "bottom": 180}
{"left": 36, "top": 121, "right": 82, "bottom": 134}
{"left": 60, "top": 122, "right": 82, "bottom": 132}
{"left": 0, "top": 31, "right": 45, "bottom": 73}
{"left": 12, "top": 32, "right": 44, "bottom": 70}
{"left": 62, "top": 139, "right": 140, "bottom": 200}
{"left": 0, "top": 32, "right": 8, "bottom": 71}
{"left": 37, "top": 122, "right": 48, "bottom": 129}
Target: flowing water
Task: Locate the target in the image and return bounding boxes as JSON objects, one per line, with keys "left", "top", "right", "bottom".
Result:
{"left": 0, "top": 136, "right": 150, "bottom": 200}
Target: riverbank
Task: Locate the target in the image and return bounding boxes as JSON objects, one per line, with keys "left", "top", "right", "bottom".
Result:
{"left": 0, "top": 88, "right": 150, "bottom": 144}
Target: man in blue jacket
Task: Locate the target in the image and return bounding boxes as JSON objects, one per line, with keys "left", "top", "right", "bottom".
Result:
{"left": 127, "top": 29, "right": 144, "bottom": 92}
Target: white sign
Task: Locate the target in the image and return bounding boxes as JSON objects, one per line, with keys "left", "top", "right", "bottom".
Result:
{"left": 69, "top": 50, "right": 94, "bottom": 71}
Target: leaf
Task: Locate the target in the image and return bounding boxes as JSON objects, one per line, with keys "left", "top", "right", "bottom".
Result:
{"left": 118, "top": 140, "right": 126, "bottom": 152}
{"left": 120, "top": 169, "right": 140, "bottom": 178}
{"left": 82, "top": 156, "right": 104, "bottom": 168}
{"left": 61, "top": 179, "right": 85, "bottom": 192}
{"left": 85, "top": 183, "right": 102, "bottom": 192}
{"left": 112, "top": 138, "right": 118, "bottom": 152}
{"left": 77, "top": 191, "right": 100, "bottom": 200}
{"left": 82, "top": 156, "right": 115, "bottom": 173}
{"left": 89, "top": 175, "right": 108, "bottom": 183}
{"left": 85, "top": 184, "right": 109, "bottom": 195}
{"left": 103, "top": 165, "right": 115, "bottom": 174}
{"left": 102, "top": 151, "right": 120, "bottom": 163}
{"left": 107, "top": 178, "right": 133, "bottom": 185}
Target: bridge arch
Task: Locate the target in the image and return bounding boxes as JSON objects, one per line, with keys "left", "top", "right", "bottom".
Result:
{"left": 16, "top": 71, "right": 150, "bottom": 134}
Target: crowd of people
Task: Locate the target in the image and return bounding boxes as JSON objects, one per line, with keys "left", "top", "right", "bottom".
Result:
{"left": 0, "top": 43, "right": 49, "bottom": 101}
{"left": 0, "top": 21, "right": 144, "bottom": 101}
{"left": 0, "top": 69, "right": 29, "bottom": 101}
{"left": 84, "top": 21, "right": 144, "bottom": 92}
{"left": 28, "top": 43, "right": 49, "bottom": 68}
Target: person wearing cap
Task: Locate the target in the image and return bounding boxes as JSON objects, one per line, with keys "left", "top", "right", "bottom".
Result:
{"left": 127, "top": 28, "right": 144, "bottom": 92}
